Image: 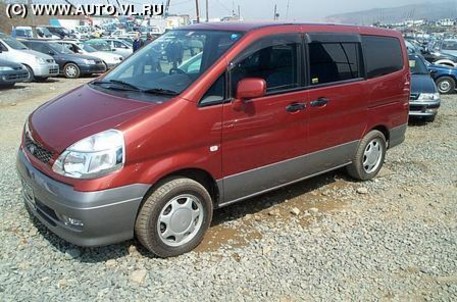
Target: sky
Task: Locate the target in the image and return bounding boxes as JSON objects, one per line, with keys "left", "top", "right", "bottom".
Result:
{"left": 163, "top": 0, "right": 449, "bottom": 21}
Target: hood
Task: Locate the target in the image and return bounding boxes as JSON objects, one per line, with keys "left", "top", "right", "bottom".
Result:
{"left": 29, "top": 84, "right": 157, "bottom": 153}
{"left": 410, "top": 74, "right": 438, "bottom": 94}
{"left": 0, "top": 58, "right": 23, "bottom": 68}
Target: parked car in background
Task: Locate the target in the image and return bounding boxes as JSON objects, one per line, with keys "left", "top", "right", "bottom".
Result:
{"left": 406, "top": 40, "right": 457, "bottom": 68}
{"left": 102, "top": 38, "right": 133, "bottom": 58}
{"left": 0, "top": 59, "right": 29, "bottom": 88}
{"left": 408, "top": 54, "right": 441, "bottom": 122}
{"left": 21, "top": 40, "right": 106, "bottom": 78}
{"left": 432, "top": 39, "right": 457, "bottom": 57}
{"left": 422, "top": 56, "right": 457, "bottom": 94}
{"left": 42, "top": 26, "right": 73, "bottom": 39}
{"left": 0, "top": 33, "right": 58, "bottom": 81}
{"left": 11, "top": 27, "right": 33, "bottom": 39}
{"left": 84, "top": 39, "right": 114, "bottom": 53}
{"left": 57, "top": 41, "right": 123, "bottom": 69}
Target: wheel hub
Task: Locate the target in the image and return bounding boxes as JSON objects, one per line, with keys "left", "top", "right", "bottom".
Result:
{"left": 170, "top": 208, "right": 193, "bottom": 233}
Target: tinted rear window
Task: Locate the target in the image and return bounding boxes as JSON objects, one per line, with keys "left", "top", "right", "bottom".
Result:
{"left": 362, "top": 36, "right": 403, "bottom": 79}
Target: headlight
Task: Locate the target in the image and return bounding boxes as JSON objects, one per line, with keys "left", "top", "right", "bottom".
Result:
{"left": 0, "top": 66, "right": 14, "bottom": 71}
{"left": 82, "top": 59, "right": 96, "bottom": 65}
{"left": 52, "top": 129, "right": 124, "bottom": 179}
{"left": 418, "top": 93, "right": 440, "bottom": 101}
{"left": 35, "top": 56, "right": 47, "bottom": 64}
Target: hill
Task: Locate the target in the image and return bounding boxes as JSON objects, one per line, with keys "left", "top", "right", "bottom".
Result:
{"left": 326, "top": 1, "right": 457, "bottom": 25}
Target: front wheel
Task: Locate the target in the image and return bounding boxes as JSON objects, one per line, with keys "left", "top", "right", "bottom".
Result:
{"left": 347, "top": 130, "right": 386, "bottom": 181}
{"left": 135, "top": 177, "right": 213, "bottom": 258}
{"left": 436, "top": 76, "right": 455, "bottom": 94}
{"left": 63, "top": 63, "right": 80, "bottom": 78}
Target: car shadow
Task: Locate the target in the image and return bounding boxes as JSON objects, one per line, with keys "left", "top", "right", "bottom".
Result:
{"left": 27, "top": 168, "right": 351, "bottom": 262}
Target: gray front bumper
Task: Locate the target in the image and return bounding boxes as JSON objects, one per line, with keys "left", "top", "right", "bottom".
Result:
{"left": 409, "top": 99, "right": 441, "bottom": 117}
{"left": 16, "top": 149, "right": 149, "bottom": 247}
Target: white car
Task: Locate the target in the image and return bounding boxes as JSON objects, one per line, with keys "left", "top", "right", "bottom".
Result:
{"left": 103, "top": 39, "right": 133, "bottom": 58}
{"left": 57, "top": 41, "right": 123, "bottom": 69}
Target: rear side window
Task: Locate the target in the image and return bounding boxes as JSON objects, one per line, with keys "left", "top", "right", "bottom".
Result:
{"left": 308, "top": 42, "right": 361, "bottom": 85}
{"left": 362, "top": 36, "right": 403, "bottom": 79}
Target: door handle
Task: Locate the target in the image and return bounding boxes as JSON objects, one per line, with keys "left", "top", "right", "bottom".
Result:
{"left": 310, "top": 97, "right": 329, "bottom": 107}
{"left": 285, "top": 102, "right": 306, "bottom": 112}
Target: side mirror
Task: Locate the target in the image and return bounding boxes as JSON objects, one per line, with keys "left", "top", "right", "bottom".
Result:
{"left": 111, "top": 48, "right": 116, "bottom": 51}
{"left": 232, "top": 78, "right": 266, "bottom": 111}
{"left": 48, "top": 50, "right": 55, "bottom": 55}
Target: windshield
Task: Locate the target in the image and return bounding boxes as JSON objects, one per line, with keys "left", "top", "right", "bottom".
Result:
{"left": 49, "top": 43, "right": 74, "bottom": 54}
{"left": 442, "top": 41, "right": 457, "bottom": 51}
{"left": 1, "top": 36, "right": 28, "bottom": 50}
{"left": 87, "top": 40, "right": 112, "bottom": 51}
{"left": 99, "top": 30, "right": 242, "bottom": 96}
{"left": 81, "top": 43, "right": 97, "bottom": 53}
{"left": 38, "top": 27, "right": 53, "bottom": 37}
{"left": 408, "top": 55, "right": 429, "bottom": 74}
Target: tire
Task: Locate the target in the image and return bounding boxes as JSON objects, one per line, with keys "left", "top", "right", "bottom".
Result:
{"left": 135, "top": 177, "right": 213, "bottom": 258}
{"left": 24, "top": 65, "right": 35, "bottom": 82}
{"left": 346, "top": 130, "right": 387, "bottom": 181}
{"left": 425, "top": 115, "right": 436, "bottom": 123}
{"left": 63, "top": 63, "right": 81, "bottom": 78}
{"left": 35, "top": 77, "right": 48, "bottom": 82}
{"left": 0, "top": 83, "right": 14, "bottom": 89}
{"left": 436, "top": 76, "right": 455, "bottom": 94}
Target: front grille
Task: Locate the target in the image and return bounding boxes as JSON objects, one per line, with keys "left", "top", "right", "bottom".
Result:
{"left": 410, "top": 93, "right": 419, "bottom": 100}
{"left": 6, "top": 73, "right": 28, "bottom": 80}
{"left": 49, "top": 68, "right": 58, "bottom": 74}
{"left": 24, "top": 133, "right": 54, "bottom": 164}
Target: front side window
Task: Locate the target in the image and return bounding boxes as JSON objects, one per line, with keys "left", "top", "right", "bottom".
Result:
{"left": 96, "top": 30, "right": 242, "bottom": 101}
{"left": 230, "top": 35, "right": 301, "bottom": 96}
{"left": 308, "top": 42, "right": 361, "bottom": 85}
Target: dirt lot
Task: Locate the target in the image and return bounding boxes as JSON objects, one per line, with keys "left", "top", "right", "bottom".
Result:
{"left": 0, "top": 78, "right": 456, "bottom": 301}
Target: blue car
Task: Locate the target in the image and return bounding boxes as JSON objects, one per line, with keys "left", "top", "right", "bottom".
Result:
{"left": 409, "top": 54, "right": 441, "bottom": 122}
{"left": 428, "top": 63, "right": 457, "bottom": 94}
{"left": 417, "top": 54, "right": 457, "bottom": 94}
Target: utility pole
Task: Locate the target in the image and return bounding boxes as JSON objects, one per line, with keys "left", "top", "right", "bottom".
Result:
{"left": 286, "top": 0, "right": 290, "bottom": 20}
{"left": 273, "top": 4, "right": 279, "bottom": 21}
{"left": 195, "top": 0, "right": 200, "bottom": 23}
{"left": 206, "top": 0, "right": 209, "bottom": 22}
{"left": 27, "top": 0, "right": 37, "bottom": 38}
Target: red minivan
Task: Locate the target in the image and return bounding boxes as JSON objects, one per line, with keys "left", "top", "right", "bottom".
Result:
{"left": 17, "top": 23, "right": 410, "bottom": 257}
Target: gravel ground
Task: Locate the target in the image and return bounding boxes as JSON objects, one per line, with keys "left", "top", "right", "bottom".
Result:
{"left": 1, "top": 81, "right": 456, "bottom": 301}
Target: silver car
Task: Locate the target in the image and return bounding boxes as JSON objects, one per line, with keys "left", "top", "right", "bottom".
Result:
{"left": 0, "top": 33, "right": 59, "bottom": 81}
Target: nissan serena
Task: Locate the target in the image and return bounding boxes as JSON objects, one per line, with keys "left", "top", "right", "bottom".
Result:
{"left": 17, "top": 23, "right": 410, "bottom": 257}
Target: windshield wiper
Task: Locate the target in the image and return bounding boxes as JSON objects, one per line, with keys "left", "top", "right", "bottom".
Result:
{"left": 108, "top": 79, "right": 141, "bottom": 91}
{"left": 142, "top": 88, "right": 179, "bottom": 96}
{"left": 91, "top": 79, "right": 141, "bottom": 91}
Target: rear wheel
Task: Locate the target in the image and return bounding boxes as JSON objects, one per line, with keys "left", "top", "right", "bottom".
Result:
{"left": 63, "top": 63, "right": 80, "bottom": 78}
{"left": 347, "top": 130, "right": 386, "bottom": 181}
{"left": 135, "top": 177, "right": 213, "bottom": 258}
{"left": 436, "top": 76, "right": 455, "bottom": 94}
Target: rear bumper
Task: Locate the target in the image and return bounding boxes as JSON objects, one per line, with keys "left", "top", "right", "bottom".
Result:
{"left": 409, "top": 99, "right": 441, "bottom": 117}
{"left": 16, "top": 148, "right": 149, "bottom": 247}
